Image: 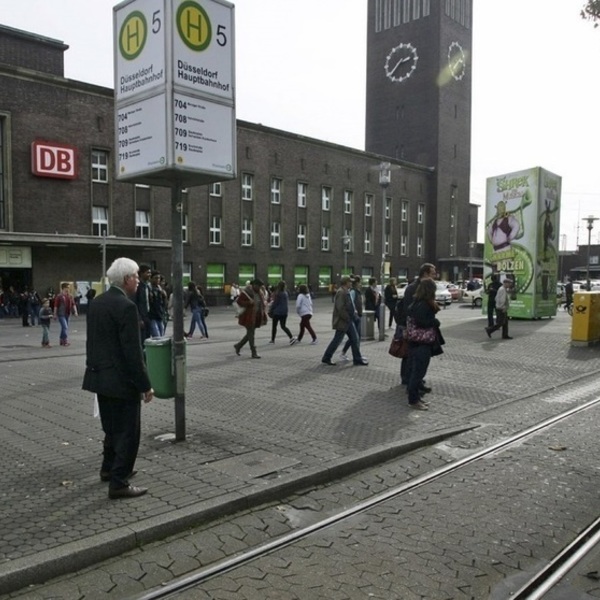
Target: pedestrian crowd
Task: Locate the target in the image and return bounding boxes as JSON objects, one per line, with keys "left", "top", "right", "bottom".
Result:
{"left": 4, "top": 256, "right": 519, "bottom": 501}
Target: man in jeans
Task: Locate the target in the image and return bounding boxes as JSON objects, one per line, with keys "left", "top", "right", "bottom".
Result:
{"left": 53, "top": 282, "right": 77, "bottom": 346}
{"left": 321, "top": 276, "right": 367, "bottom": 366}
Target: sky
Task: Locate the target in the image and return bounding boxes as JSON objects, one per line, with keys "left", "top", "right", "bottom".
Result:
{"left": 2, "top": 0, "right": 599, "bottom": 250}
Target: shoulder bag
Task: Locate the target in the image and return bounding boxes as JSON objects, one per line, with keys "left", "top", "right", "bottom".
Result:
{"left": 406, "top": 316, "right": 436, "bottom": 344}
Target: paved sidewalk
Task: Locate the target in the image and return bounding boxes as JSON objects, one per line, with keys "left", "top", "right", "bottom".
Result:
{"left": 0, "top": 300, "right": 598, "bottom": 595}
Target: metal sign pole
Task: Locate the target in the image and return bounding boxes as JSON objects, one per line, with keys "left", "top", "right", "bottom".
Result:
{"left": 171, "top": 183, "right": 186, "bottom": 441}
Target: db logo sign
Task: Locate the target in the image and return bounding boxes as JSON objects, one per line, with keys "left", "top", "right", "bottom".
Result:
{"left": 31, "top": 141, "right": 78, "bottom": 180}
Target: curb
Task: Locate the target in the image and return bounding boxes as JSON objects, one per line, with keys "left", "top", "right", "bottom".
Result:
{"left": 0, "top": 425, "right": 473, "bottom": 595}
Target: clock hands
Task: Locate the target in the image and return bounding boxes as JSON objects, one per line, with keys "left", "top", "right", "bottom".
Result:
{"left": 387, "top": 55, "right": 412, "bottom": 76}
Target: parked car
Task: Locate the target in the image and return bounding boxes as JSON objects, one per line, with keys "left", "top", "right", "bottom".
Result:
{"left": 435, "top": 282, "right": 452, "bottom": 306}
{"left": 445, "top": 283, "right": 464, "bottom": 301}
{"left": 464, "top": 287, "right": 483, "bottom": 307}
{"left": 396, "top": 281, "right": 409, "bottom": 301}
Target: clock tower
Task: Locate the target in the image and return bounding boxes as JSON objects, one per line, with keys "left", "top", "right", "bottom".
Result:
{"left": 365, "top": 0, "right": 474, "bottom": 279}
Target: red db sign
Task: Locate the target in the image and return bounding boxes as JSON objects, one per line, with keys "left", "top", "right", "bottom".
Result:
{"left": 31, "top": 141, "right": 77, "bottom": 180}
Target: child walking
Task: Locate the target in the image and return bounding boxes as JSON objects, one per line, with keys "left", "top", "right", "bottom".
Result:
{"left": 39, "top": 298, "right": 52, "bottom": 347}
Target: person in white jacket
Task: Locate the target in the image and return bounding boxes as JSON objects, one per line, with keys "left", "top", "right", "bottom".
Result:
{"left": 295, "top": 284, "right": 317, "bottom": 344}
{"left": 485, "top": 279, "right": 513, "bottom": 340}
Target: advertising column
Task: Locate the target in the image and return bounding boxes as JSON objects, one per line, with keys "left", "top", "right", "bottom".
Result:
{"left": 484, "top": 167, "right": 561, "bottom": 319}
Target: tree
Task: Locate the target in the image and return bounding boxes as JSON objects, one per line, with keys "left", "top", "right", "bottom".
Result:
{"left": 581, "top": 1, "right": 600, "bottom": 26}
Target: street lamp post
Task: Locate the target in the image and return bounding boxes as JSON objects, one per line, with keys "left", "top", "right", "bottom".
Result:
{"left": 378, "top": 162, "right": 391, "bottom": 342}
{"left": 468, "top": 241, "right": 476, "bottom": 281}
{"left": 584, "top": 215, "right": 599, "bottom": 290}
{"left": 342, "top": 235, "right": 350, "bottom": 276}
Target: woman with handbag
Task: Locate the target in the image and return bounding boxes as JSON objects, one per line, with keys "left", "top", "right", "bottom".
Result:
{"left": 405, "top": 278, "right": 441, "bottom": 411}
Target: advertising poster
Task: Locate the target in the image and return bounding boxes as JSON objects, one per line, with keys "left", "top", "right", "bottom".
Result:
{"left": 484, "top": 167, "right": 561, "bottom": 319}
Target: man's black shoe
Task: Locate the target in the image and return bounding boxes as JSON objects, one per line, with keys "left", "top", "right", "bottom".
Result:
{"left": 109, "top": 485, "right": 147, "bottom": 499}
{"left": 485, "top": 327, "right": 492, "bottom": 338}
{"left": 321, "top": 359, "right": 336, "bottom": 365}
{"left": 419, "top": 385, "right": 432, "bottom": 393}
{"left": 502, "top": 336, "right": 513, "bottom": 340}
{"left": 353, "top": 360, "right": 369, "bottom": 366}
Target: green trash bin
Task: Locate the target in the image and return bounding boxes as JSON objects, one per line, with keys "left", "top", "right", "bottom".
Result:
{"left": 144, "top": 337, "right": 175, "bottom": 399}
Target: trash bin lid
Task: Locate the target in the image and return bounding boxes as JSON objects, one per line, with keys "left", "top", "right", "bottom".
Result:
{"left": 144, "top": 336, "right": 172, "bottom": 346}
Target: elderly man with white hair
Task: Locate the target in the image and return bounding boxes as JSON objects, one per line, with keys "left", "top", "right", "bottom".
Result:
{"left": 83, "top": 257, "right": 154, "bottom": 499}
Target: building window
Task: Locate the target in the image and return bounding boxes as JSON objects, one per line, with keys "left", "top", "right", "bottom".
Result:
{"left": 385, "top": 233, "right": 391, "bottom": 255}
{"left": 210, "top": 216, "right": 222, "bottom": 245}
{"left": 422, "top": 0, "right": 430, "bottom": 16}
{"left": 375, "top": 0, "right": 383, "bottom": 31}
{"left": 321, "top": 186, "right": 331, "bottom": 211}
{"left": 393, "top": 0, "right": 402, "bottom": 25}
{"left": 418, "top": 203, "right": 425, "bottom": 224}
{"left": 242, "top": 218, "right": 253, "bottom": 246}
{"left": 383, "top": 0, "right": 391, "bottom": 28}
{"left": 135, "top": 210, "right": 150, "bottom": 239}
{"left": 321, "top": 226, "right": 330, "bottom": 251}
{"left": 403, "top": 0, "right": 410, "bottom": 22}
{"left": 92, "top": 206, "right": 108, "bottom": 237}
{"left": 412, "top": 0, "right": 420, "bottom": 19}
{"left": 294, "top": 265, "right": 309, "bottom": 289}
{"left": 297, "top": 182, "right": 307, "bottom": 208}
{"left": 210, "top": 182, "right": 222, "bottom": 196}
{"left": 365, "top": 193, "right": 373, "bottom": 217}
{"left": 385, "top": 197, "right": 391, "bottom": 219}
{"left": 344, "top": 190, "right": 353, "bottom": 214}
{"left": 242, "top": 173, "right": 253, "bottom": 201}
{"left": 183, "top": 262, "right": 192, "bottom": 286}
{"left": 0, "top": 117, "right": 5, "bottom": 230}
{"left": 297, "top": 224, "right": 307, "bottom": 250}
{"left": 182, "top": 213, "right": 188, "bottom": 243}
{"left": 417, "top": 235, "right": 423, "bottom": 257}
{"left": 206, "top": 263, "right": 225, "bottom": 290}
{"left": 270, "top": 222, "right": 281, "bottom": 248}
{"left": 91, "top": 150, "right": 108, "bottom": 183}
{"left": 364, "top": 231, "right": 372, "bottom": 254}
{"left": 271, "top": 177, "right": 282, "bottom": 204}
{"left": 238, "top": 263, "right": 255, "bottom": 285}
{"left": 400, "top": 234, "right": 407, "bottom": 256}
{"left": 267, "top": 264, "right": 284, "bottom": 288}
{"left": 401, "top": 200, "right": 408, "bottom": 222}
{"left": 343, "top": 229, "right": 352, "bottom": 254}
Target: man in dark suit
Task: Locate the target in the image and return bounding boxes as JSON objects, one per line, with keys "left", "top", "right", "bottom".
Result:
{"left": 83, "top": 257, "right": 154, "bottom": 500}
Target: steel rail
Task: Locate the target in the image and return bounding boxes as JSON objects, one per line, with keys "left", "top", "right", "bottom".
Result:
{"left": 127, "top": 395, "right": 600, "bottom": 600}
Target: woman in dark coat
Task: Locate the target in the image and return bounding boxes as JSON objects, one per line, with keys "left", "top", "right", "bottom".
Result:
{"left": 269, "top": 280, "right": 296, "bottom": 345}
{"left": 406, "top": 278, "right": 440, "bottom": 411}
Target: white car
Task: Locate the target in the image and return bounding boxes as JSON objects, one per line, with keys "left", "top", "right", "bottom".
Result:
{"left": 435, "top": 282, "right": 452, "bottom": 306}
{"left": 463, "top": 287, "right": 483, "bottom": 307}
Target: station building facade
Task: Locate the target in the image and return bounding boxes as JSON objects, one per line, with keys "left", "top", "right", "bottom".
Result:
{"left": 0, "top": 24, "right": 444, "bottom": 302}
{"left": 2, "top": 1, "right": 486, "bottom": 303}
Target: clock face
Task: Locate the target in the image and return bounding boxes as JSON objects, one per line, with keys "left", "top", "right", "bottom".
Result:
{"left": 384, "top": 43, "right": 418, "bottom": 83}
{"left": 448, "top": 41, "right": 466, "bottom": 81}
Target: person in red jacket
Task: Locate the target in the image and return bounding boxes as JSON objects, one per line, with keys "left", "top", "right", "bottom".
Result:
{"left": 233, "top": 279, "right": 267, "bottom": 359}
{"left": 53, "top": 282, "right": 77, "bottom": 346}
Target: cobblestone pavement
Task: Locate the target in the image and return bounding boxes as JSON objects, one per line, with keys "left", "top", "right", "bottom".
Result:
{"left": 0, "top": 299, "right": 598, "bottom": 596}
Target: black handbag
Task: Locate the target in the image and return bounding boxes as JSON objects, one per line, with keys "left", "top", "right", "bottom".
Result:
{"left": 431, "top": 328, "right": 445, "bottom": 356}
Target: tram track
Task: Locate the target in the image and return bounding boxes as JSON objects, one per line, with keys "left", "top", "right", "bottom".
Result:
{"left": 510, "top": 514, "right": 600, "bottom": 599}
{"left": 127, "top": 396, "right": 600, "bottom": 600}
